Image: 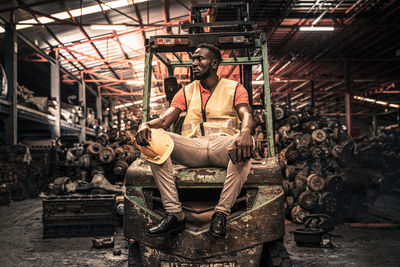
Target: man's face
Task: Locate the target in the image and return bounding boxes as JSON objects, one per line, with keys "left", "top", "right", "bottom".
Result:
{"left": 191, "top": 48, "right": 214, "bottom": 80}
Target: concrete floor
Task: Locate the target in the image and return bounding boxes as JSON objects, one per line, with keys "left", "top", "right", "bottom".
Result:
{"left": 1, "top": 198, "right": 400, "bottom": 267}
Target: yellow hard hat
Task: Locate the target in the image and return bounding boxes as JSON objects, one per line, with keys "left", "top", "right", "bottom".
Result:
{"left": 137, "top": 128, "right": 174, "bottom": 164}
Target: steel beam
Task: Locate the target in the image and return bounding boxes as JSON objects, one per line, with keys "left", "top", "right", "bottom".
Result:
{"left": 162, "top": 0, "right": 171, "bottom": 34}
{"left": 287, "top": 93, "right": 291, "bottom": 109}
{"left": 50, "top": 60, "right": 61, "bottom": 137}
{"left": 96, "top": 91, "right": 102, "bottom": 122}
{"left": 97, "top": 1, "right": 138, "bottom": 79}
{"left": 261, "top": 36, "right": 275, "bottom": 157}
{"left": 79, "top": 79, "right": 86, "bottom": 142}
{"left": 59, "top": 1, "right": 120, "bottom": 80}
{"left": 0, "top": 0, "right": 55, "bottom": 13}
{"left": 166, "top": 57, "right": 263, "bottom": 67}
{"left": 310, "top": 80, "right": 315, "bottom": 114}
{"left": 243, "top": 65, "right": 252, "bottom": 107}
{"left": 134, "top": 3, "right": 146, "bottom": 42}
{"left": 4, "top": 22, "right": 18, "bottom": 145}
{"left": 142, "top": 50, "right": 153, "bottom": 122}
{"left": 344, "top": 61, "right": 352, "bottom": 138}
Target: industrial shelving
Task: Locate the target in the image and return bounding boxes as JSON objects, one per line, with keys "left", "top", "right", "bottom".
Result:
{"left": 0, "top": 98, "right": 96, "bottom": 137}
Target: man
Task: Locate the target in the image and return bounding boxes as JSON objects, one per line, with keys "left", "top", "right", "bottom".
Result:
{"left": 136, "top": 43, "right": 254, "bottom": 238}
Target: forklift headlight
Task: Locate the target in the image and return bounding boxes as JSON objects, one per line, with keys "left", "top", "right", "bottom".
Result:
{"left": 218, "top": 36, "right": 246, "bottom": 44}
{"left": 156, "top": 37, "right": 189, "bottom": 46}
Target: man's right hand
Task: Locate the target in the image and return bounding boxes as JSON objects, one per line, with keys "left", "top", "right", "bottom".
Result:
{"left": 136, "top": 123, "right": 151, "bottom": 146}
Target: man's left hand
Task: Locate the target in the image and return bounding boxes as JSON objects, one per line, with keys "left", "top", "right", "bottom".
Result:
{"left": 229, "top": 130, "right": 253, "bottom": 163}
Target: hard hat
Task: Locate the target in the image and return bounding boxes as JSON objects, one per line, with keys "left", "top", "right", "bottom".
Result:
{"left": 137, "top": 128, "right": 174, "bottom": 164}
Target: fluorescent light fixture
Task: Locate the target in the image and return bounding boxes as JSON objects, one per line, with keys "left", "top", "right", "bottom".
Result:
{"left": 353, "top": 95, "right": 400, "bottom": 109}
{"left": 90, "top": 25, "right": 127, "bottom": 31}
{"left": 252, "top": 81, "right": 264, "bottom": 85}
{"left": 375, "top": 100, "right": 387, "bottom": 105}
{"left": 0, "top": 0, "right": 148, "bottom": 33}
{"left": 299, "top": 26, "right": 334, "bottom": 31}
{"left": 115, "top": 102, "right": 134, "bottom": 109}
{"left": 389, "top": 103, "right": 400, "bottom": 108}
{"left": 126, "top": 80, "right": 145, "bottom": 85}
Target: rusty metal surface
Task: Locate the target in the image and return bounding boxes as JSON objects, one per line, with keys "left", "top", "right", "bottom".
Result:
{"left": 124, "top": 188, "right": 284, "bottom": 260}
{"left": 137, "top": 242, "right": 264, "bottom": 267}
{"left": 125, "top": 157, "right": 283, "bottom": 186}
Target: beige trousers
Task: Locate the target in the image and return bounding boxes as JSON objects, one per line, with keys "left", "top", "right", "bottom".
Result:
{"left": 149, "top": 132, "right": 251, "bottom": 215}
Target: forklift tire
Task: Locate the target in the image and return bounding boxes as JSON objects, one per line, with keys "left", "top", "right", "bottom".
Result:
{"left": 128, "top": 241, "right": 142, "bottom": 267}
{"left": 260, "top": 241, "right": 292, "bottom": 267}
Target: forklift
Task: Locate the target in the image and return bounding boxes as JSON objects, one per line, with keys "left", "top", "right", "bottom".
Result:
{"left": 124, "top": 2, "right": 290, "bottom": 266}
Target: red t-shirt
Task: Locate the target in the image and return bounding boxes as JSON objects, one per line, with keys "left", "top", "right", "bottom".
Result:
{"left": 171, "top": 81, "right": 249, "bottom": 112}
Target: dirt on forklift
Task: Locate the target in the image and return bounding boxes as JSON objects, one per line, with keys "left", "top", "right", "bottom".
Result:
{"left": 124, "top": 2, "right": 290, "bottom": 266}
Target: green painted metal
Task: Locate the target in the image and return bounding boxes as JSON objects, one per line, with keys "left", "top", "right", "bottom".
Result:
{"left": 165, "top": 57, "right": 263, "bottom": 67}
{"left": 142, "top": 48, "right": 153, "bottom": 123}
{"left": 261, "top": 37, "right": 275, "bottom": 157}
{"left": 172, "top": 52, "right": 183, "bottom": 63}
{"left": 254, "top": 39, "right": 262, "bottom": 48}
{"left": 126, "top": 184, "right": 283, "bottom": 218}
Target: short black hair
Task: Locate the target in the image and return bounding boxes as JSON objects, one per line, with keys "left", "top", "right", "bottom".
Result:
{"left": 196, "top": 43, "right": 222, "bottom": 65}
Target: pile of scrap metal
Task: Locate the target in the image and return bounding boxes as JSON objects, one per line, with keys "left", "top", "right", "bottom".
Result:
{"left": 81, "top": 130, "right": 140, "bottom": 186}
{"left": 110, "top": 109, "right": 138, "bottom": 131}
{"left": 355, "top": 126, "right": 400, "bottom": 187}
{"left": 48, "top": 129, "right": 140, "bottom": 196}
{"left": 43, "top": 129, "right": 139, "bottom": 237}
{"left": 22, "top": 137, "right": 83, "bottom": 181}
{"left": 0, "top": 144, "right": 50, "bottom": 205}
{"left": 339, "top": 126, "right": 400, "bottom": 222}
{"left": 252, "top": 105, "right": 350, "bottom": 225}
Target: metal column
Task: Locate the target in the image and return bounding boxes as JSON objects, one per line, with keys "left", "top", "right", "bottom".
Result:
{"left": 261, "top": 36, "right": 275, "bottom": 157}
{"left": 344, "top": 61, "right": 352, "bottom": 138}
{"left": 50, "top": 60, "right": 61, "bottom": 138}
{"left": 79, "top": 82, "right": 86, "bottom": 142}
{"left": 243, "top": 65, "right": 253, "bottom": 107}
{"left": 372, "top": 112, "right": 377, "bottom": 137}
{"left": 96, "top": 92, "right": 102, "bottom": 123}
{"left": 4, "top": 22, "right": 17, "bottom": 145}
{"left": 310, "top": 80, "right": 315, "bottom": 114}
{"left": 142, "top": 48, "right": 153, "bottom": 122}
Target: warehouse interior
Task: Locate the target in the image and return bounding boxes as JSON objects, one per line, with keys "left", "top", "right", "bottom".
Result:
{"left": 0, "top": 0, "right": 399, "bottom": 266}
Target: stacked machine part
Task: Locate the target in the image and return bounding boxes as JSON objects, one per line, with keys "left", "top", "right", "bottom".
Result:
{"left": 0, "top": 144, "right": 52, "bottom": 205}
{"left": 253, "top": 105, "right": 350, "bottom": 225}
{"left": 44, "top": 129, "right": 140, "bottom": 238}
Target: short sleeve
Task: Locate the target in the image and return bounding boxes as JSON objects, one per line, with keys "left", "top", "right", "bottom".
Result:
{"left": 234, "top": 84, "right": 250, "bottom": 106}
{"left": 170, "top": 88, "right": 186, "bottom": 112}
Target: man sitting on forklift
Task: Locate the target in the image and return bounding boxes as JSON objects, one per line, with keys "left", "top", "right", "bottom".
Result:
{"left": 135, "top": 43, "right": 255, "bottom": 238}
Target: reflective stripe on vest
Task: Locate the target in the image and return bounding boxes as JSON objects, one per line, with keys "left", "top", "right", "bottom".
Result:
{"left": 181, "top": 78, "right": 241, "bottom": 138}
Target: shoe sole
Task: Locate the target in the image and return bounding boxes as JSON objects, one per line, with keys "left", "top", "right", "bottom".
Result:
{"left": 209, "top": 230, "right": 226, "bottom": 239}
{"left": 146, "top": 225, "right": 186, "bottom": 237}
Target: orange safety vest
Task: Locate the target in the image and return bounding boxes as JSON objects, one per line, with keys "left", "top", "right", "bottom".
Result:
{"left": 181, "top": 78, "right": 241, "bottom": 137}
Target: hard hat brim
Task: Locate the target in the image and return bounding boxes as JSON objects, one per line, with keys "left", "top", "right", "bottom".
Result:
{"left": 138, "top": 128, "right": 174, "bottom": 165}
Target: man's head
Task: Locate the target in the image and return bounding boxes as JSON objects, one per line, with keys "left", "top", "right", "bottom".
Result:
{"left": 192, "top": 43, "right": 222, "bottom": 80}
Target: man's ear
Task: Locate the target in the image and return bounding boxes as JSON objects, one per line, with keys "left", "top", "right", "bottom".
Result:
{"left": 212, "top": 59, "right": 219, "bottom": 72}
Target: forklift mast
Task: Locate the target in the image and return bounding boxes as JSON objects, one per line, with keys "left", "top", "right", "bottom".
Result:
{"left": 141, "top": 1, "right": 275, "bottom": 157}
